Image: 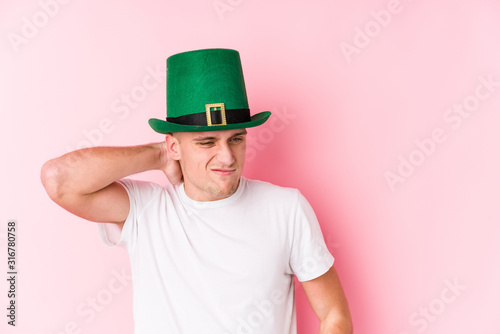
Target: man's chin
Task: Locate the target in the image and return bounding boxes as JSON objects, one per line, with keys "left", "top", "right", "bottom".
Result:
{"left": 212, "top": 178, "right": 240, "bottom": 198}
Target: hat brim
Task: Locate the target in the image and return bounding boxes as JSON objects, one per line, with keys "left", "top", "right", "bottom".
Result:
{"left": 148, "top": 111, "right": 271, "bottom": 134}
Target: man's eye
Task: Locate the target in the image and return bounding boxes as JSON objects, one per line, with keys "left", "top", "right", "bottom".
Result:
{"left": 199, "top": 142, "right": 214, "bottom": 146}
{"left": 231, "top": 137, "right": 243, "bottom": 143}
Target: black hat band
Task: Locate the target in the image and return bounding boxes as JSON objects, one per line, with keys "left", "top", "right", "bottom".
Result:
{"left": 167, "top": 108, "right": 251, "bottom": 127}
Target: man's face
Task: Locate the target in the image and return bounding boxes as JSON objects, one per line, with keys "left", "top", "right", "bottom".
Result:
{"left": 168, "top": 128, "right": 247, "bottom": 202}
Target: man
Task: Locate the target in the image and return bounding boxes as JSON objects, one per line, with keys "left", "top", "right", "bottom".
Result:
{"left": 41, "top": 48, "right": 352, "bottom": 333}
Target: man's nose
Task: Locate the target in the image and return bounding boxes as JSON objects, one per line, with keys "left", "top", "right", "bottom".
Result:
{"left": 215, "top": 142, "right": 236, "bottom": 166}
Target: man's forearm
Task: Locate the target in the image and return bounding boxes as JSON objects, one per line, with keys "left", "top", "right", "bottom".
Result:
{"left": 41, "top": 143, "right": 164, "bottom": 199}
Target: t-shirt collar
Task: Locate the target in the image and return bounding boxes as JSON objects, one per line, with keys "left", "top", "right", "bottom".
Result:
{"left": 177, "top": 176, "right": 246, "bottom": 209}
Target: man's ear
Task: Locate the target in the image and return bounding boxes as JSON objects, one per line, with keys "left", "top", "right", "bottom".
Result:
{"left": 165, "top": 134, "right": 181, "bottom": 160}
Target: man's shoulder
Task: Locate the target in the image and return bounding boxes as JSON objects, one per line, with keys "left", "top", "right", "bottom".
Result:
{"left": 117, "top": 178, "right": 169, "bottom": 196}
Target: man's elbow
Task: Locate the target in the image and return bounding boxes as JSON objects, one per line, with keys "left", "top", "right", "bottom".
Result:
{"left": 334, "top": 317, "right": 353, "bottom": 334}
{"left": 40, "top": 159, "right": 65, "bottom": 202}
{"left": 320, "top": 312, "right": 353, "bottom": 334}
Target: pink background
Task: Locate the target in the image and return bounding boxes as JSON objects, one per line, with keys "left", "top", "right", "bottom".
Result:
{"left": 1, "top": 0, "right": 500, "bottom": 333}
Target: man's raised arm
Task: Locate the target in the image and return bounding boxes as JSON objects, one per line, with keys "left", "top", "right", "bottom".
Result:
{"left": 40, "top": 141, "right": 182, "bottom": 226}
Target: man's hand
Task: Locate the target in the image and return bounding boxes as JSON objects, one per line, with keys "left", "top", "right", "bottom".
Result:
{"left": 156, "top": 141, "right": 183, "bottom": 185}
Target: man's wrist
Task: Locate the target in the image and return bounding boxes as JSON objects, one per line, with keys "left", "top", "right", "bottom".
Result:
{"left": 142, "top": 142, "right": 167, "bottom": 171}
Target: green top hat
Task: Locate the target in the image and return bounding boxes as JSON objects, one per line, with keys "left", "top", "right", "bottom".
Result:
{"left": 149, "top": 48, "right": 271, "bottom": 133}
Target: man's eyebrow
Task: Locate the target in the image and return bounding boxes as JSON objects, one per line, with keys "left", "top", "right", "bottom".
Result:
{"left": 193, "top": 136, "right": 217, "bottom": 142}
{"left": 231, "top": 130, "right": 248, "bottom": 137}
{"left": 192, "top": 130, "right": 247, "bottom": 141}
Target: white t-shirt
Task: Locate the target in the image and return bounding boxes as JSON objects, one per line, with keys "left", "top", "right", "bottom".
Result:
{"left": 98, "top": 177, "right": 334, "bottom": 334}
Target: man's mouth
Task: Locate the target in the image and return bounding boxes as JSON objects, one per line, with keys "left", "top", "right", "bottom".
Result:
{"left": 211, "top": 168, "right": 236, "bottom": 176}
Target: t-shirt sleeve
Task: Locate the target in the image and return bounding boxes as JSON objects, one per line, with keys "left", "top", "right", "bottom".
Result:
{"left": 97, "top": 178, "right": 160, "bottom": 253}
{"left": 288, "top": 190, "right": 335, "bottom": 282}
